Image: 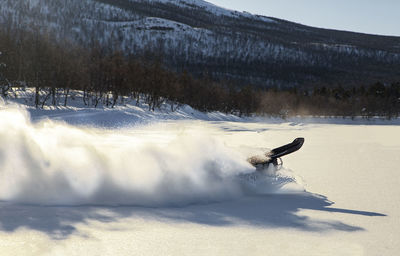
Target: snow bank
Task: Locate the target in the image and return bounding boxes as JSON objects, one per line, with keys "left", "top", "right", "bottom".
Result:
{"left": 6, "top": 88, "right": 243, "bottom": 126}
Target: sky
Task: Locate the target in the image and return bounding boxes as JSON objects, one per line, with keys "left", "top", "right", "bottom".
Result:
{"left": 206, "top": 0, "right": 400, "bottom": 36}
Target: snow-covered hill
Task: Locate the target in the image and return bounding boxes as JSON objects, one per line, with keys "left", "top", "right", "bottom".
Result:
{"left": 1, "top": 0, "right": 400, "bottom": 87}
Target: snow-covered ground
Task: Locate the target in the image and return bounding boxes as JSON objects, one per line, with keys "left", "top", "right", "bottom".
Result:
{"left": 0, "top": 97, "right": 399, "bottom": 255}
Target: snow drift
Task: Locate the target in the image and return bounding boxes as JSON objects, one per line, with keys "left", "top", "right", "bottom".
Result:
{"left": 0, "top": 104, "right": 303, "bottom": 206}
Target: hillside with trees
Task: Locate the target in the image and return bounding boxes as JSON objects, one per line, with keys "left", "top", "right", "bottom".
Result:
{"left": 0, "top": 0, "right": 399, "bottom": 89}
{"left": 1, "top": 26, "right": 399, "bottom": 118}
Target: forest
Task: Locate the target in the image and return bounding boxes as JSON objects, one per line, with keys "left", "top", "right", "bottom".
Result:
{"left": 0, "top": 26, "right": 399, "bottom": 119}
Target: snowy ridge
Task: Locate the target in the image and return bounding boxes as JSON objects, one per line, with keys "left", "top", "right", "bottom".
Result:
{"left": 132, "top": 0, "right": 275, "bottom": 21}
{"left": 139, "top": 0, "right": 237, "bottom": 16}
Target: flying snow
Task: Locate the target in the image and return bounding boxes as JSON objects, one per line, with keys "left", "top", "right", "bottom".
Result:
{"left": 0, "top": 104, "right": 303, "bottom": 206}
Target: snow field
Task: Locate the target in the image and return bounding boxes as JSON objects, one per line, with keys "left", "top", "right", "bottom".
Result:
{"left": 0, "top": 100, "right": 399, "bottom": 255}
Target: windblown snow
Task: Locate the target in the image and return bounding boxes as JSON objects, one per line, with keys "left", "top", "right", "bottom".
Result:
{"left": 0, "top": 104, "right": 304, "bottom": 206}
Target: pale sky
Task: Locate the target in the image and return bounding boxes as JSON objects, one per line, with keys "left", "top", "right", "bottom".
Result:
{"left": 207, "top": 0, "right": 400, "bottom": 36}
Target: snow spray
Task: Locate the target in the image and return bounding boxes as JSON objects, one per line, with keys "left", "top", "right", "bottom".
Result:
{"left": 0, "top": 105, "right": 303, "bottom": 206}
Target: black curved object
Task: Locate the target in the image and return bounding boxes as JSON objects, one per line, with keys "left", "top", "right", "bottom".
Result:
{"left": 249, "top": 138, "right": 305, "bottom": 168}
{"left": 269, "top": 138, "right": 305, "bottom": 160}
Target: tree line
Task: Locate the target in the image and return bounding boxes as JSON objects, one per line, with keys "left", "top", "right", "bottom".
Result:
{"left": 0, "top": 27, "right": 399, "bottom": 118}
{"left": 0, "top": 27, "right": 258, "bottom": 115}
{"left": 257, "top": 83, "right": 400, "bottom": 119}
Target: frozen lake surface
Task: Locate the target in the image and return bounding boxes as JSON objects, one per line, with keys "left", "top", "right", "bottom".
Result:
{"left": 0, "top": 104, "right": 399, "bottom": 255}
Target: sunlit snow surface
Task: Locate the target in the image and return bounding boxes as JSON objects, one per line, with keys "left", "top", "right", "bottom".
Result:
{"left": 0, "top": 103, "right": 399, "bottom": 255}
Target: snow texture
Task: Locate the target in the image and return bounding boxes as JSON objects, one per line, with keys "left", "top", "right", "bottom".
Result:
{"left": 0, "top": 96, "right": 398, "bottom": 255}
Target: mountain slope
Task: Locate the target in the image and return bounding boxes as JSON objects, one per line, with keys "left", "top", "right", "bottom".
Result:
{"left": 1, "top": 0, "right": 399, "bottom": 87}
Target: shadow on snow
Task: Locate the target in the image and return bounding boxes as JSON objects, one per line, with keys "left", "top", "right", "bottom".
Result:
{"left": 0, "top": 192, "right": 385, "bottom": 240}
